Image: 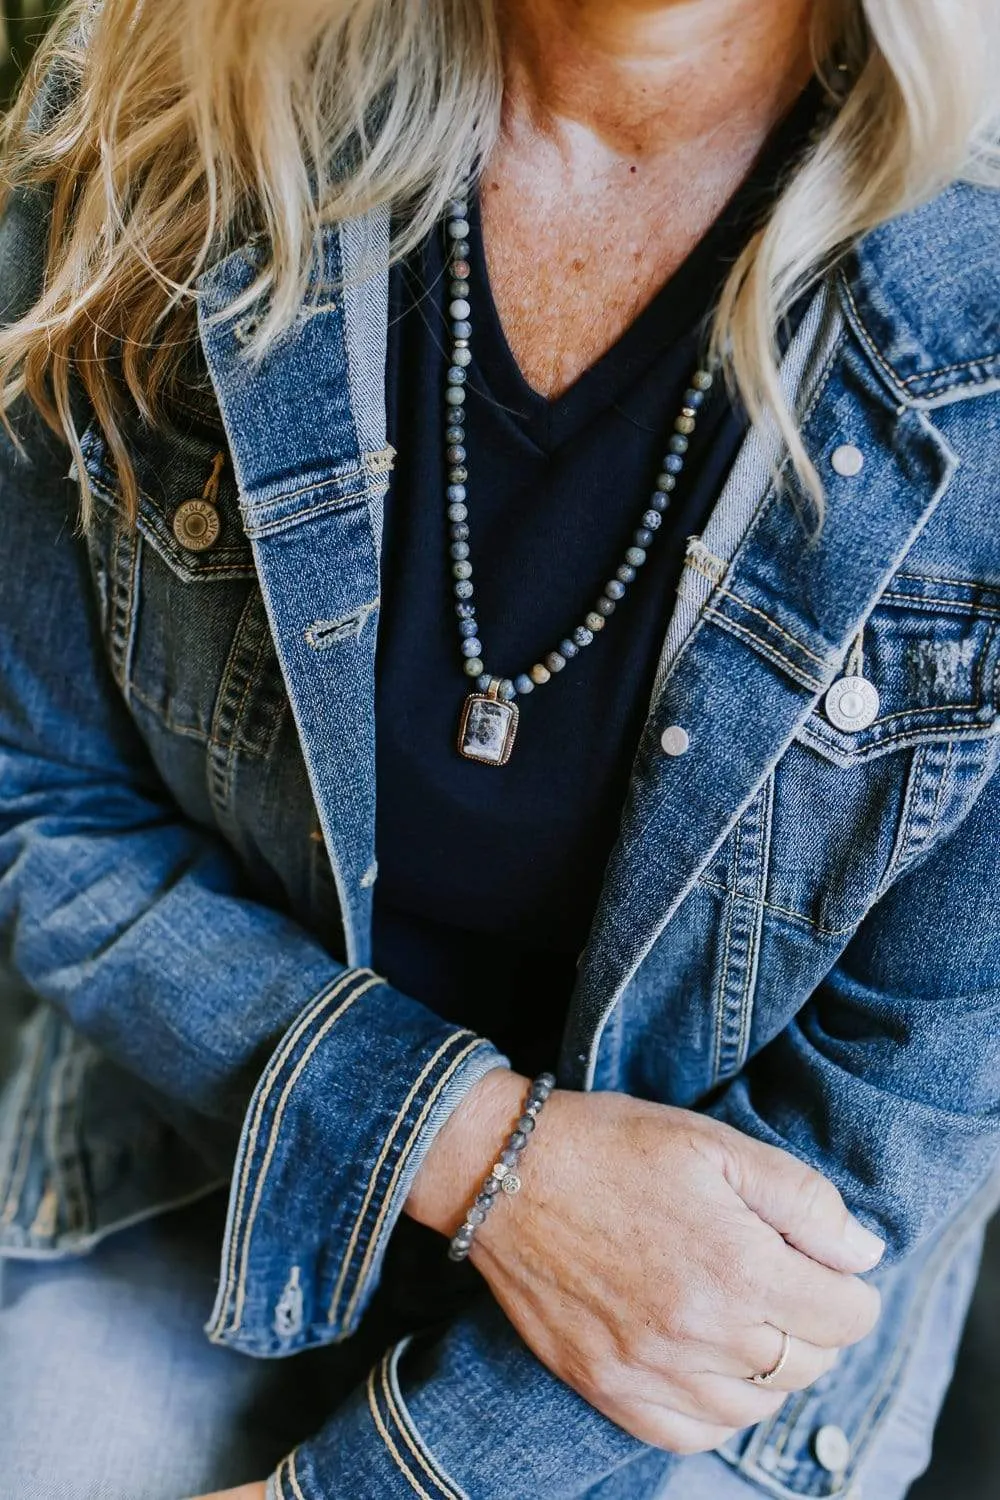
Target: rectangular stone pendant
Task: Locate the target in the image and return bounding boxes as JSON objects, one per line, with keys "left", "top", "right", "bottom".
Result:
{"left": 457, "top": 692, "right": 519, "bottom": 766}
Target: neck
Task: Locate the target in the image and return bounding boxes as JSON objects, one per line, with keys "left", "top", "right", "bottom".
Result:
{"left": 498, "top": 0, "right": 816, "bottom": 156}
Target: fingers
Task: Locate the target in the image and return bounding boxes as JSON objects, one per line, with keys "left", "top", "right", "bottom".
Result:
{"left": 722, "top": 1135, "right": 885, "bottom": 1274}
{"left": 740, "top": 1325, "right": 840, "bottom": 1393}
{"left": 766, "top": 1240, "right": 882, "bottom": 1350}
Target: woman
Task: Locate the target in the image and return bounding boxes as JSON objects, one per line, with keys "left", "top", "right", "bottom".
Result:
{"left": 0, "top": 0, "right": 997, "bottom": 1496}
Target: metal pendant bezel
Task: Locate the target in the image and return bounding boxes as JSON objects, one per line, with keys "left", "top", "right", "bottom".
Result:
{"left": 457, "top": 692, "right": 519, "bottom": 766}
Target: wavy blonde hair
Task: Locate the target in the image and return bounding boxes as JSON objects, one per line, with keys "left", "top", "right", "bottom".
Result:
{"left": 0, "top": 0, "right": 997, "bottom": 523}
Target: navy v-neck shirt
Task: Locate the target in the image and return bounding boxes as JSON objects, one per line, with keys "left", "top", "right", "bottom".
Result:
{"left": 374, "top": 88, "right": 820, "bottom": 1077}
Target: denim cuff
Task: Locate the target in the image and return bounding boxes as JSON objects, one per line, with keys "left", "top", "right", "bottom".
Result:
{"left": 205, "top": 966, "right": 507, "bottom": 1356}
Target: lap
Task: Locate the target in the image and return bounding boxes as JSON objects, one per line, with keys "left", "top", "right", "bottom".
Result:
{"left": 0, "top": 1196, "right": 980, "bottom": 1500}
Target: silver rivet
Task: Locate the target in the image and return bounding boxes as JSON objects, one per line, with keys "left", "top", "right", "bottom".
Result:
{"left": 831, "top": 444, "right": 864, "bottom": 478}
{"left": 824, "top": 676, "right": 880, "bottom": 733}
{"left": 660, "top": 725, "right": 690, "bottom": 757}
{"left": 813, "top": 1424, "right": 852, "bottom": 1474}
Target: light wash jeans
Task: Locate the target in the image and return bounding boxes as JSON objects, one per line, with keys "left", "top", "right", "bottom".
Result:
{"left": 0, "top": 1195, "right": 981, "bottom": 1500}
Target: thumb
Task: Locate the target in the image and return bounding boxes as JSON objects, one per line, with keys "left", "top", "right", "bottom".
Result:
{"left": 721, "top": 1134, "right": 885, "bottom": 1274}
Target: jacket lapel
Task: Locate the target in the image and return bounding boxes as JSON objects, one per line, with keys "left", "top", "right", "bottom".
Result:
{"left": 195, "top": 212, "right": 391, "bottom": 966}
{"left": 565, "top": 328, "right": 959, "bottom": 1087}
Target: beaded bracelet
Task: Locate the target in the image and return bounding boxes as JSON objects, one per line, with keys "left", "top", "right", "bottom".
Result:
{"left": 448, "top": 1071, "right": 556, "bottom": 1262}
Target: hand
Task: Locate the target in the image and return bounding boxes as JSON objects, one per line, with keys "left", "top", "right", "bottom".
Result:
{"left": 408, "top": 1072, "right": 884, "bottom": 1455}
{"left": 187, "top": 1485, "right": 267, "bottom": 1499}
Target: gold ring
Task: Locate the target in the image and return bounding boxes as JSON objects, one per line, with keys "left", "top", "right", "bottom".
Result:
{"left": 749, "top": 1329, "right": 791, "bottom": 1386}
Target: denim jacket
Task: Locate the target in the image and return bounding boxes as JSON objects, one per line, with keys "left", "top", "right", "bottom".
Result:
{"left": 2, "top": 84, "right": 1000, "bottom": 1495}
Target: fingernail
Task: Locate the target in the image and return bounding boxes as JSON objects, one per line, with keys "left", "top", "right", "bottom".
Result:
{"left": 846, "top": 1219, "right": 885, "bottom": 1266}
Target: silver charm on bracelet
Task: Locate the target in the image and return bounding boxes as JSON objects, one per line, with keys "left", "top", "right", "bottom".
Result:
{"left": 447, "top": 1072, "right": 555, "bottom": 1262}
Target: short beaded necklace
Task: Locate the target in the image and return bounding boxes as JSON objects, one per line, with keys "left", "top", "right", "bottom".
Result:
{"left": 443, "top": 194, "right": 716, "bottom": 767}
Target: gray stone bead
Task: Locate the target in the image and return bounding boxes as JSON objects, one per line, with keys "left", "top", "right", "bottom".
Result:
{"left": 668, "top": 433, "right": 689, "bottom": 455}
{"left": 476, "top": 673, "right": 491, "bottom": 691}
{"left": 456, "top": 601, "right": 475, "bottom": 619}
{"left": 464, "top": 657, "right": 484, "bottom": 677}
{"left": 452, "top": 242, "right": 471, "bottom": 260}
{"left": 460, "top": 636, "right": 482, "bottom": 656}
{"left": 650, "top": 492, "right": 669, "bottom": 512}
{"left": 445, "top": 425, "right": 465, "bottom": 444}
{"left": 626, "top": 546, "right": 647, "bottom": 567}
{"left": 451, "top": 522, "right": 470, "bottom": 540}
{"left": 448, "top": 1245, "right": 469, "bottom": 1262}
{"left": 605, "top": 579, "right": 626, "bottom": 600}
{"left": 691, "top": 369, "right": 714, "bottom": 390}
{"left": 596, "top": 596, "right": 616, "bottom": 617}
{"left": 445, "top": 387, "right": 466, "bottom": 406}
{"left": 454, "top": 580, "right": 474, "bottom": 599}
{"left": 446, "top": 444, "right": 466, "bottom": 464}
{"left": 498, "top": 679, "right": 516, "bottom": 701}
{"left": 459, "top": 618, "right": 478, "bottom": 638}
{"left": 475, "top": 1191, "right": 496, "bottom": 1210}
{"left": 585, "top": 611, "right": 606, "bottom": 632}
{"left": 446, "top": 199, "right": 468, "bottom": 217}
{"left": 509, "top": 1130, "right": 528, "bottom": 1150}
{"left": 517, "top": 1114, "right": 536, "bottom": 1133}
{"left": 453, "top": 561, "right": 473, "bottom": 580}
{"left": 451, "top": 541, "right": 470, "bottom": 560}
{"left": 453, "top": 319, "right": 472, "bottom": 339}
{"left": 447, "top": 483, "right": 467, "bottom": 502}
{"left": 642, "top": 510, "right": 663, "bottom": 530}
{"left": 573, "top": 625, "right": 594, "bottom": 648}
{"left": 559, "top": 638, "right": 579, "bottom": 660}
{"left": 482, "top": 1176, "right": 502, "bottom": 1196}
{"left": 449, "top": 466, "right": 468, "bottom": 483}
{"left": 634, "top": 527, "right": 654, "bottom": 547}
{"left": 447, "top": 502, "right": 468, "bottom": 522}
{"left": 453, "top": 1226, "right": 474, "bottom": 1245}
{"left": 447, "top": 366, "right": 467, "bottom": 387}
{"left": 514, "top": 674, "right": 534, "bottom": 695}
{"left": 616, "top": 564, "right": 636, "bottom": 585}
{"left": 665, "top": 454, "right": 684, "bottom": 474}
{"left": 683, "top": 387, "right": 706, "bottom": 408}
{"left": 499, "top": 1146, "right": 520, "bottom": 1167}
{"left": 449, "top": 298, "right": 471, "bottom": 321}
{"left": 536, "top": 1072, "right": 556, "bottom": 1093}
{"left": 544, "top": 651, "right": 566, "bottom": 673}
{"left": 447, "top": 218, "right": 470, "bottom": 239}
{"left": 450, "top": 279, "right": 470, "bottom": 297}
{"left": 467, "top": 1206, "right": 486, "bottom": 1225}
{"left": 452, "top": 347, "right": 472, "bottom": 367}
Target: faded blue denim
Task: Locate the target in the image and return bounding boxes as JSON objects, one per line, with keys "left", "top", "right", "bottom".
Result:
{"left": 1, "top": 70, "right": 1000, "bottom": 1499}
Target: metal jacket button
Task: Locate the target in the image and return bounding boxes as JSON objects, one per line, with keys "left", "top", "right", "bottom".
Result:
{"left": 813, "top": 1423, "right": 852, "bottom": 1473}
{"left": 831, "top": 443, "right": 865, "bottom": 477}
{"left": 824, "top": 675, "right": 880, "bottom": 732}
{"left": 173, "top": 497, "right": 221, "bottom": 551}
{"left": 660, "top": 725, "right": 690, "bottom": 757}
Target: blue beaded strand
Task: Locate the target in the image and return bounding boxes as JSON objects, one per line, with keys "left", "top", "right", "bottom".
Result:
{"left": 442, "top": 195, "right": 716, "bottom": 705}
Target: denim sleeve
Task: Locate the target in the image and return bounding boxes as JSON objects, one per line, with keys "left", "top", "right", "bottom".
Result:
{"left": 704, "top": 754, "right": 1000, "bottom": 1263}
{"left": 0, "top": 392, "right": 505, "bottom": 1353}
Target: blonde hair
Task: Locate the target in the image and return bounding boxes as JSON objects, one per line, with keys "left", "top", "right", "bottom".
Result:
{"left": 0, "top": 0, "right": 997, "bottom": 523}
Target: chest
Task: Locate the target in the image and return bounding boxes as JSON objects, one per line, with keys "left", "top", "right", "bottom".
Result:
{"left": 478, "top": 143, "right": 761, "bottom": 397}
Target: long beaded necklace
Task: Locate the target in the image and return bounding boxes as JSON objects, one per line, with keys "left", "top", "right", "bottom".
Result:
{"left": 443, "top": 194, "right": 716, "bottom": 767}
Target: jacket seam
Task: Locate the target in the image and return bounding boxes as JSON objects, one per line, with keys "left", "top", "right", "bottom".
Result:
{"left": 337, "top": 1035, "right": 492, "bottom": 1330}
{"left": 208, "top": 968, "right": 377, "bottom": 1339}
{"left": 696, "top": 873, "right": 858, "bottom": 939}
{"left": 226, "top": 971, "right": 384, "bottom": 1336}
{"left": 704, "top": 609, "right": 826, "bottom": 693}
{"left": 365, "top": 1363, "right": 444, "bottom": 1500}
{"left": 380, "top": 1347, "right": 465, "bottom": 1500}
{"left": 326, "top": 1027, "right": 477, "bottom": 1326}
{"left": 716, "top": 589, "right": 830, "bottom": 667}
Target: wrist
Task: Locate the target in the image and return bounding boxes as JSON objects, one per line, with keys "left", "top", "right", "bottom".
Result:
{"left": 404, "top": 1066, "right": 529, "bottom": 1236}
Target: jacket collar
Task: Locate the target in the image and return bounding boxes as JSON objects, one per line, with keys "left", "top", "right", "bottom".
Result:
{"left": 841, "top": 179, "right": 1000, "bottom": 406}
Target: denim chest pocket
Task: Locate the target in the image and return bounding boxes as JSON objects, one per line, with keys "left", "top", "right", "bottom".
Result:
{"left": 78, "top": 411, "right": 287, "bottom": 760}
{"left": 796, "top": 573, "right": 1000, "bottom": 766}
{"left": 750, "top": 574, "right": 1000, "bottom": 939}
